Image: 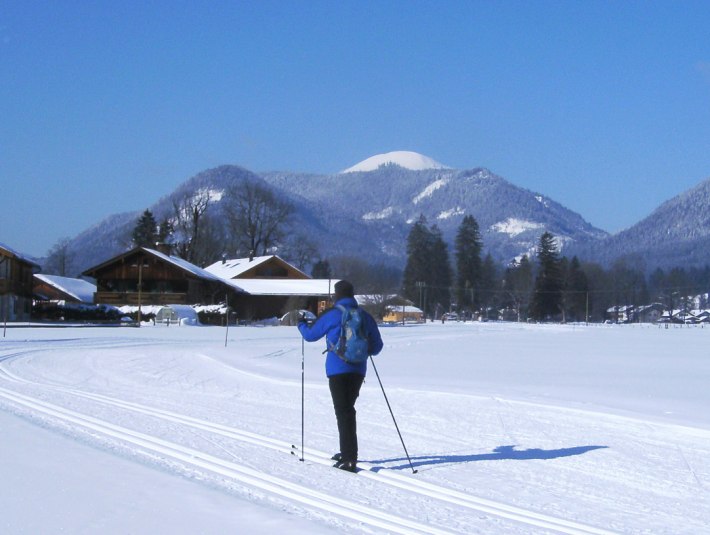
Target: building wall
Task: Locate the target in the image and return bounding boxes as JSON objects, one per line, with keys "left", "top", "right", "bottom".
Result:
{"left": 0, "top": 294, "right": 32, "bottom": 322}
{"left": 0, "top": 253, "right": 36, "bottom": 322}
{"left": 236, "top": 258, "right": 309, "bottom": 279}
{"left": 87, "top": 250, "right": 226, "bottom": 306}
{"left": 382, "top": 310, "right": 424, "bottom": 323}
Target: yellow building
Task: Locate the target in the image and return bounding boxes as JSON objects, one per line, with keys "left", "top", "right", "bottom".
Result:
{"left": 382, "top": 305, "right": 424, "bottom": 323}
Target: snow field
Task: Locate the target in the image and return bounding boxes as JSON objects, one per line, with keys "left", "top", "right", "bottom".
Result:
{"left": 1, "top": 322, "right": 709, "bottom": 533}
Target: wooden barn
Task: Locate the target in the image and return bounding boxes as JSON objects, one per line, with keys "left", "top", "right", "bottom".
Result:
{"left": 83, "top": 247, "right": 235, "bottom": 307}
{"left": 204, "top": 255, "right": 332, "bottom": 320}
{"left": 222, "top": 277, "right": 337, "bottom": 321}
{"left": 0, "top": 242, "right": 40, "bottom": 322}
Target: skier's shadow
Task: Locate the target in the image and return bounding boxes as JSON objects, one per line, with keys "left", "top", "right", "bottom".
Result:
{"left": 367, "top": 444, "right": 608, "bottom": 472}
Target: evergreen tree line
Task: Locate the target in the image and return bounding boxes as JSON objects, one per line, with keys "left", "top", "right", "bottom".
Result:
{"left": 402, "top": 214, "right": 710, "bottom": 322}
{"left": 132, "top": 204, "right": 710, "bottom": 322}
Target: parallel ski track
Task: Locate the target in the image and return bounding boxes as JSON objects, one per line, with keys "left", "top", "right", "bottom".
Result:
{"left": 0, "top": 384, "right": 452, "bottom": 535}
{"left": 0, "top": 358, "right": 616, "bottom": 535}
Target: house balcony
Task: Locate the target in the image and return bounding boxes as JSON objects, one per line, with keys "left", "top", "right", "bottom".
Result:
{"left": 95, "top": 292, "right": 187, "bottom": 306}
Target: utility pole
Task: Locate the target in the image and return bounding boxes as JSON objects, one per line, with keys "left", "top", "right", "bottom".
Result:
{"left": 1, "top": 257, "right": 7, "bottom": 337}
{"left": 416, "top": 281, "right": 425, "bottom": 311}
{"left": 137, "top": 261, "right": 143, "bottom": 326}
{"left": 224, "top": 293, "right": 230, "bottom": 347}
{"left": 133, "top": 257, "right": 149, "bottom": 326}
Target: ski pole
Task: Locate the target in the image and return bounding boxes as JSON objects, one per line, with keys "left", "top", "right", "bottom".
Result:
{"left": 300, "top": 336, "right": 305, "bottom": 462}
{"left": 369, "top": 355, "right": 418, "bottom": 474}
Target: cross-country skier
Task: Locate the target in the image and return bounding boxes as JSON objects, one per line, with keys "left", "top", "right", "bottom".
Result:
{"left": 298, "top": 279, "right": 383, "bottom": 472}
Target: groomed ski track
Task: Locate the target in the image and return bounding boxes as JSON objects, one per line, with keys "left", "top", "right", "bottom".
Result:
{"left": 0, "top": 346, "right": 615, "bottom": 535}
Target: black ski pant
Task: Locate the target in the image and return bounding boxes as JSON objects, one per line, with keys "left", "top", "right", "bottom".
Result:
{"left": 328, "top": 373, "right": 365, "bottom": 463}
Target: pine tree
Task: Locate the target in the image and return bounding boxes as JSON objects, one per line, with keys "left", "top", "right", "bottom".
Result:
{"left": 454, "top": 215, "right": 482, "bottom": 312}
{"left": 610, "top": 259, "right": 649, "bottom": 319}
{"left": 478, "top": 253, "right": 499, "bottom": 318}
{"left": 402, "top": 216, "right": 453, "bottom": 317}
{"left": 530, "top": 232, "right": 563, "bottom": 321}
{"left": 504, "top": 255, "right": 534, "bottom": 321}
{"left": 132, "top": 210, "right": 158, "bottom": 248}
{"left": 563, "top": 256, "right": 589, "bottom": 322}
{"left": 402, "top": 216, "right": 434, "bottom": 312}
{"left": 428, "top": 224, "right": 452, "bottom": 316}
{"left": 156, "top": 218, "right": 173, "bottom": 245}
{"left": 580, "top": 261, "right": 612, "bottom": 322}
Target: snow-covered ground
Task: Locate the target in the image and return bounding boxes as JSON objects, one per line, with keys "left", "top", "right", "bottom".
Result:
{"left": 1, "top": 322, "right": 709, "bottom": 534}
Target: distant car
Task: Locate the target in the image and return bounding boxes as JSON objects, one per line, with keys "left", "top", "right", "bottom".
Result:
{"left": 441, "top": 312, "right": 459, "bottom": 321}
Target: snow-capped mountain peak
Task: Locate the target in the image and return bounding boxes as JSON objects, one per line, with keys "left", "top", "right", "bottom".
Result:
{"left": 341, "top": 151, "right": 450, "bottom": 173}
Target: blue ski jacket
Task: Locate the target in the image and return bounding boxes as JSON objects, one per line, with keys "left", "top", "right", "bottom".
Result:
{"left": 298, "top": 297, "right": 383, "bottom": 377}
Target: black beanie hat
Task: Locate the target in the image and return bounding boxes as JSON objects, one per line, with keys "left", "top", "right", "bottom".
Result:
{"left": 334, "top": 280, "right": 354, "bottom": 301}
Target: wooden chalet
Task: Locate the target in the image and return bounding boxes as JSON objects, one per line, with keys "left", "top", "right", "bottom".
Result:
{"left": 0, "top": 242, "right": 40, "bottom": 322}
{"left": 81, "top": 250, "right": 335, "bottom": 321}
{"left": 204, "top": 255, "right": 334, "bottom": 320}
{"left": 82, "top": 247, "right": 235, "bottom": 306}
{"left": 222, "top": 277, "right": 337, "bottom": 321}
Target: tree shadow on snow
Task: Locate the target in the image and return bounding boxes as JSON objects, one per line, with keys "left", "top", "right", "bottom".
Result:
{"left": 367, "top": 444, "right": 609, "bottom": 472}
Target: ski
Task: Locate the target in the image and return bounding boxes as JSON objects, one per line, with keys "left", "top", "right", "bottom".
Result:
{"left": 291, "top": 445, "right": 362, "bottom": 473}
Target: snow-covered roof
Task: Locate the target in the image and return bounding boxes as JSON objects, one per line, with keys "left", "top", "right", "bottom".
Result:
{"left": 341, "top": 151, "right": 450, "bottom": 173}
{"left": 660, "top": 310, "right": 696, "bottom": 318}
{"left": 194, "top": 304, "right": 229, "bottom": 314}
{"left": 118, "top": 305, "right": 164, "bottom": 315}
{"left": 386, "top": 305, "right": 424, "bottom": 314}
{"left": 636, "top": 303, "right": 664, "bottom": 312}
{"left": 34, "top": 274, "right": 96, "bottom": 303}
{"left": 224, "top": 278, "right": 338, "bottom": 297}
{"left": 606, "top": 305, "right": 635, "bottom": 313}
{"left": 355, "top": 294, "right": 399, "bottom": 304}
{"left": 0, "top": 241, "right": 40, "bottom": 267}
{"left": 203, "top": 255, "right": 307, "bottom": 280}
{"left": 143, "top": 248, "right": 222, "bottom": 281}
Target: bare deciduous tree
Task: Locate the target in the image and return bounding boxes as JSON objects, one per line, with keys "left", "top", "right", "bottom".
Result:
{"left": 172, "top": 189, "right": 213, "bottom": 263}
{"left": 45, "top": 237, "right": 74, "bottom": 276}
{"left": 223, "top": 180, "right": 294, "bottom": 259}
{"left": 281, "top": 233, "right": 319, "bottom": 271}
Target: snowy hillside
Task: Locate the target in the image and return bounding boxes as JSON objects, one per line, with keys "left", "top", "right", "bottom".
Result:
{"left": 53, "top": 159, "right": 710, "bottom": 275}
{"left": 341, "top": 151, "right": 450, "bottom": 173}
{"left": 61, "top": 162, "right": 607, "bottom": 275}
{"left": 262, "top": 166, "right": 607, "bottom": 265}
{"left": 569, "top": 175, "right": 710, "bottom": 270}
{"left": 1, "top": 323, "right": 709, "bottom": 533}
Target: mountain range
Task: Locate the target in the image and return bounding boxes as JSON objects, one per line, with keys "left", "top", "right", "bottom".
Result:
{"left": 48, "top": 151, "right": 710, "bottom": 277}
{"left": 567, "top": 176, "right": 710, "bottom": 271}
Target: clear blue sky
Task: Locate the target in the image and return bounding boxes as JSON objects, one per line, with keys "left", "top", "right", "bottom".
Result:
{"left": 2, "top": 1, "right": 709, "bottom": 257}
